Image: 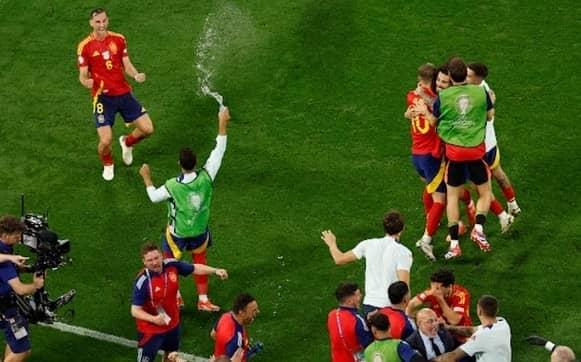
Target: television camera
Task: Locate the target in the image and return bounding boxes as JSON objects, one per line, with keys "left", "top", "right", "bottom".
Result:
{"left": 14, "top": 209, "right": 76, "bottom": 324}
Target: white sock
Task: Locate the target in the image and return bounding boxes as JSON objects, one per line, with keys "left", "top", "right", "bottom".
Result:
{"left": 198, "top": 294, "right": 208, "bottom": 302}
{"left": 474, "top": 224, "right": 483, "bottom": 233}
{"left": 450, "top": 240, "right": 459, "bottom": 249}
{"left": 422, "top": 235, "right": 432, "bottom": 244}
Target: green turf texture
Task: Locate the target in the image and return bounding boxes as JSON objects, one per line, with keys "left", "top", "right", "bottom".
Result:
{"left": 0, "top": 1, "right": 580, "bottom": 361}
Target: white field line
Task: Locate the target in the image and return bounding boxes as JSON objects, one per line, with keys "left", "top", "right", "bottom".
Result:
{"left": 40, "top": 322, "right": 209, "bottom": 362}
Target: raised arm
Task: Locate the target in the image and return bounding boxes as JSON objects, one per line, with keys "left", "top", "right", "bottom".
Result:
{"left": 320, "top": 230, "right": 358, "bottom": 265}
{"left": 204, "top": 107, "right": 231, "bottom": 180}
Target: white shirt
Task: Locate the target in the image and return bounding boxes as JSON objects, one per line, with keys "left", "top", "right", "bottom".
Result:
{"left": 146, "top": 135, "right": 227, "bottom": 203}
{"left": 481, "top": 80, "right": 497, "bottom": 151}
{"left": 352, "top": 236, "right": 413, "bottom": 307}
{"left": 460, "top": 317, "right": 512, "bottom": 362}
{"left": 419, "top": 330, "right": 445, "bottom": 360}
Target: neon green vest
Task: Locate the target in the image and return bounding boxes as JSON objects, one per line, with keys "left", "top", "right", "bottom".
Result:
{"left": 437, "top": 84, "right": 488, "bottom": 147}
{"left": 364, "top": 339, "right": 400, "bottom": 362}
{"left": 164, "top": 169, "right": 213, "bottom": 237}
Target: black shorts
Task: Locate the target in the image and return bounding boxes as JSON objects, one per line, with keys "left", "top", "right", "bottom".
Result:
{"left": 445, "top": 160, "right": 490, "bottom": 186}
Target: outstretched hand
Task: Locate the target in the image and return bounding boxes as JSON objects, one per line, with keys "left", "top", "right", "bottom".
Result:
{"left": 525, "top": 335, "right": 548, "bottom": 346}
{"left": 321, "top": 230, "right": 337, "bottom": 248}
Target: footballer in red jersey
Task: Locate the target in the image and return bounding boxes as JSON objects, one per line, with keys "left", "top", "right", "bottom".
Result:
{"left": 132, "top": 243, "right": 228, "bottom": 362}
{"left": 406, "top": 269, "right": 472, "bottom": 343}
{"left": 211, "top": 293, "right": 260, "bottom": 362}
{"left": 77, "top": 8, "right": 155, "bottom": 181}
{"left": 405, "top": 63, "right": 447, "bottom": 261}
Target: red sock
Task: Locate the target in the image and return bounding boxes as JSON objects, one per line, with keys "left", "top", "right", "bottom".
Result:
{"left": 502, "top": 186, "right": 515, "bottom": 202}
{"left": 459, "top": 189, "right": 471, "bottom": 204}
{"left": 422, "top": 189, "right": 433, "bottom": 216}
{"left": 490, "top": 199, "right": 504, "bottom": 215}
{"left": 427, "top": 202, "right": 445, "bottom": 236}
{"left": 100, "top": 152, "right": 113, "bottom": 166}
{"left": 125, "top": 134, "right": 143, "bottom": 147}
{"left": 192, "top": 251, "right": 209, "bottom": 295}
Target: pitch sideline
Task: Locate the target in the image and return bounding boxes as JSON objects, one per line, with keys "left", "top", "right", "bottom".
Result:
{"left": 40, "top": 322, "right": 209, "bottom": 362}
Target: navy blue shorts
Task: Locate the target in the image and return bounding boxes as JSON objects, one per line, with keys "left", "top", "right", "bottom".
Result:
{"left": 0, "top": 308, "right": 31, "bottom": 354}
{"left": 137, "top": 324, "right": 181, "bottom": 361}
{"left": 483, "top": 146, "right": 500, "bottom": 169}
{"left": 412, "top": 154, "right": 446, "bottom": 193}
{"left": 93, "top": 92, "right": 146, "bottom": 128}
{"left": 162, "top": 229, "right": 213, "bottom": 259}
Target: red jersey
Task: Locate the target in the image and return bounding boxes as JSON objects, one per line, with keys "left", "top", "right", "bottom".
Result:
{"left": 132, "top": 261, "right": 194, "bottom": 335}
{"left": 406, "top": 86, "right": 441, "bottom": 158}
{"left": 77, "top": 31, "right": 132, "bottom": 97}
{"left": 417, "top": 284, "right": 472, "bottom": 327}
{"left": 213, "top": 312, "right": 249, "bottom": 362}
{"left": 377, "top": 306, "right": 415, "bottom": 340}
{"left": 327, "top": 306, "right": 373, "bottom": 362}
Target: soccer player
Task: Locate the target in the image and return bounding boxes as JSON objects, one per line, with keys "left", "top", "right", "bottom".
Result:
{"left": 421, "top": 57, "right": 494, "bottom": 259}
{"left": 77, "top": 8, "right": 155, "bottom": 181}
{"left": 321, "top": 211, "right": 413, "bottom": 316}
{"left": 407, "top": 64, "right": 476, "bottom": 261}
{"left": 327, "top": 282, "right": 373, "bottom": 362}
{"left": 131, "top": 242, "right": 228, "bottom": 362}
{"left": 377, "top": 281, "right": 416, "bottom": 340}
{"left": 211, "top": 293, "right": 260, "bottom": 362}
{"left": 404, "top": 63, "right": 447, "bottom": 261}
{"left": 139, "top": 107, "right": 231, "bottom": 311}
{"left": 434, "top": 295, "right": 511, "bottom": 362}
{"left": 406, "top": 269, "right": 471, "bottom": 343}
{"left": 467, "top": 62, "right": 521, "bottom": 220}
{"left": 364, "top": 313, "right": 428, "bottom": 362}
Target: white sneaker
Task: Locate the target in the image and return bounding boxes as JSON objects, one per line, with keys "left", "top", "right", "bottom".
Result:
{"left": 499, "top": 214, "right": 514, "bottom": 233}
{"left": 119, "top": 136, "right": 133, "bottom": 165}
{"left": 102, "top": 165, "right": 114, "bottom": 181}
{"left": 507, "top": 201, "right": 521, "bottom": 217}
{"left": 417, "top": 240, "right": 436, "bottom": 262}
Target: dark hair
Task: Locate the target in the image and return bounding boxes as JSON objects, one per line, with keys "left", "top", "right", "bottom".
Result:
{"left": 468, "top": 62, "right": 488, "bottom": 79}
{"left": 433, "top": 64, "right": 449, "bottom": 92}
{"left": 140, "top": 241, "right": 159, "bottom": 256}
{"left": 233, "top": 293, "right": 256, "bottom": 314}
{"left": 335, "top": 282, "right": 359, "bottom": 303}
{"left": 448, "top": 56, "right": 467, "bottom": 83}
{"left": 0, "top": 215, "right": 25, "bottom": 235}
{"left": 382, "top": 210, "right": 404, "bottom": 235}
{"left": 430, "top": 269, "right": 455, "bottom": 287}
{"left": 179, "top": 147, "right": 197, "bottom": 171}
{"left": 388, "top": 281, "right": 409, "bottom": 305}
{"left": 418, "top": 63, "right": 436, "bottom": 84}
{"left": 478, "top": 295, "right": 498, "bottom": 317}
{"left": 89, "top": 8, "right": 106, "bottom": 19}
{"left": 368, "top": 312, "right": 390, "bottom": 332}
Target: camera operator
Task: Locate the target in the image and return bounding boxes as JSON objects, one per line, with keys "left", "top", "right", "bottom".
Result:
{"left": 0, "top": 215, "right": 44, "bottom": 362}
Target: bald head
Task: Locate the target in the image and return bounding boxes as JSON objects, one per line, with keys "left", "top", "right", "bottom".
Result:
{"left": 551, "top": 346, "right": 576, "bottom": 362}
{"left": 417, "top": 308, "right": 439, "bottom": 337}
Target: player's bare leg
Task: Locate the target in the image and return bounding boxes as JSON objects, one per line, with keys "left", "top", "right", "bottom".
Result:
{"left": 97, "top": 126, "right": 114, "bottom": 181}
{"left": 119, "top": 114, "right": 154, "bottom": 166}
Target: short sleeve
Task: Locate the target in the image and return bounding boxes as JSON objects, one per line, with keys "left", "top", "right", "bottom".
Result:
{"left": 132, "top": 274, "right": 148, "bottom": 306}
{"left": 396, "top": 246, "right": 413, "bottom": 271}
{"left": 351, "top": 240, "right": 367, "bottom": 260}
